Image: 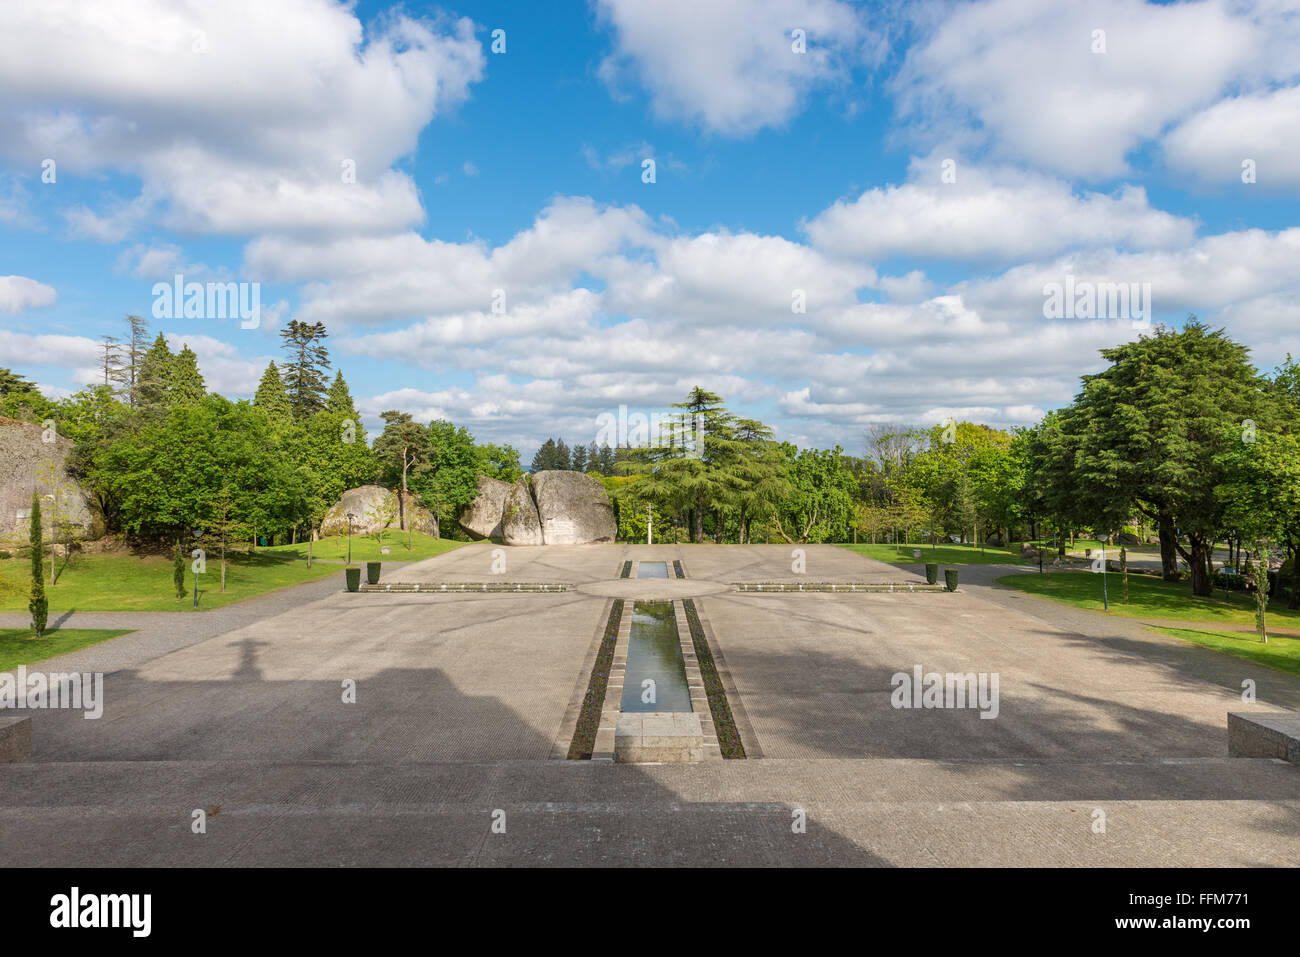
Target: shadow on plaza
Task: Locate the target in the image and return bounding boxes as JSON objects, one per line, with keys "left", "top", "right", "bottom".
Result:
{"left": 6, "top": 636, "right": 885, "bottom": 866}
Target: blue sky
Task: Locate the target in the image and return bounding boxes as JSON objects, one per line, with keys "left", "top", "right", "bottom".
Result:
{"left": 2, "top": 0, "right": 1299, "bottom": 460}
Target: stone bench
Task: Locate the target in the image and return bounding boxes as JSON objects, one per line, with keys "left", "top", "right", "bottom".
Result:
{"left": 615, "top": 712, "right": 703, "bottom": 764}
{"left": 0, "top": 715, "right": 31, "bottom": 763}
{"left": 1228, "top": 712, "right": 1300, "bottom": 765}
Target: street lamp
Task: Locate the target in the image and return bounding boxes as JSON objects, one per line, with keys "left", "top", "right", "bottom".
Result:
{"left": 192, "top": 527, "right": 204, "bottom": 609}
{"left": 346, "top": 512, "right": 356, "bottom": 564}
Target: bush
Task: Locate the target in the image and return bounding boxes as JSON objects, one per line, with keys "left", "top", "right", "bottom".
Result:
{"left": 29, "top": 493, "right": 47, "bottom": 637}
{"left": 173, "top": 541, "right": 186, "bottom": 599}
{"left": 366, "top": 561, "right": 382, "bottom": 585}
{"left": 344, "top": 566, "right": 361, "bottom": 592}
{"left": 0, "top": 550, "right": 11, "bottom": 560}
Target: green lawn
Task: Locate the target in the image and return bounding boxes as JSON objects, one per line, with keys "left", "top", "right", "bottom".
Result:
{"left": 1152, "top": 627, "right": 1300, "bottom": 678}
{"left": 0, "top": 628, "right": 132, "bottom": 671}
{"left": 0, "top": 533, "right": 461, "bottom": 613}
{"left": 841, "top": 542, "right": 1029, "bottom": 566}
{"left": 266, "top": 530, "right": 464, "bottom": 563}
{"left": 996, "top": 570, "right": 1300, "bottom": 627}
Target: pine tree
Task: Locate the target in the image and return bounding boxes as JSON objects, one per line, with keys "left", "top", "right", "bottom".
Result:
{"left": 29, "top": 492, "right": 47, "bottom": 637}
{"left": 555, "top": 439, "right": 571, "bottom": 470}
{"left": 254, "top": 362, "right": 292, "bottom": 421}
{"left": 0, "top": 368, "right": 37, "bottom": 396}
{"left": 98, "top": 335, "right": 124, "bottom": 390}
{"left": 597, "top": 443, "right": 615, "bottom": 475}
{"left": 572, "top": 443, "right": 588, "bottom": 473}
{"left": 326, "top": 370, "right": 356, "bottom": 416}
{"left": 279, "top": 319, "right": 331, "bottom": 419}
{"left": 124, "top": 314, "right": 150, "bottom": 407}
{"left": 531, "top": 438, "right": 557, "bottom": 472}
{"left": 137, "top": 334, "right": 175, "bottom": 409}
{"left": 587, "top": 441, "right": 600, "bottom": 474}
{"left": 170, "top": 346, "right": 206, "bottom": 403}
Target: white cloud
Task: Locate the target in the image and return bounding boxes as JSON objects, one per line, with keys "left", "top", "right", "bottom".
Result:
{"left": 0, "top": 0, "right": 485, "bottom": 237}
{"left": 893, "top": 0, "right": 1299, "bottom": 178}
{"left": 1164, "top": 85, "right": 1300, "bottom": 189}
{"left": 594, "top": 0, "right": 881, "bottom": 135}
{"left": 0, "top": 275, "right": 56, "bottom": 314}
{"left": 805, "top": 161, "right": 1196, "bottom": 262}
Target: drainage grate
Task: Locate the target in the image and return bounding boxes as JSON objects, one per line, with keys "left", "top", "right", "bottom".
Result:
{"left": 673, "top": 560, "right": 685, "bottom": 579}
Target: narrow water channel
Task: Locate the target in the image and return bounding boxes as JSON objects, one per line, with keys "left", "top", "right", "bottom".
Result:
{"left": 636, "top": 561, "right": 669, "bottom": 578}
{"left": 620, "top": 601, "right": 692, "bottom": 713}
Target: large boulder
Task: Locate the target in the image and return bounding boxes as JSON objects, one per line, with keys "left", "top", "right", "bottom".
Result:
{"left": 1118, "top": 532, "right": 1142, "bottom": 547}
{"left": 501, "top": 479, "right": 543, "bottom": 546}
{"left": 458, "top": 475, "right": 513, "bottom": 540}
{"left": 320, "top": 485, "right": 438, "bottom": 538}
{"left": 531, "top": 470, "right": 616, "bottom": 545}
{"left": 0, "top": 418, "right": 103, "bottom": 548}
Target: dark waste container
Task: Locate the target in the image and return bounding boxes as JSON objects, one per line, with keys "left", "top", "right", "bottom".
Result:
{"left": 345, "top": 567, "right": 361, "bottom": 592}
{"left": 944, "top": 568, "right": 959, "bottom": 592}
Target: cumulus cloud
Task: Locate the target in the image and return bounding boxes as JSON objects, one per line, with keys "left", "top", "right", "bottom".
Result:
{"left": 893, "top": 0, "right": 1299, "bottom": 178}
{"left": 0, "top": 275, "right": 56, "bottom": 314}
{"left": 805, "top": 160, "right": 1196, "bottom": 263}
{"left": 594, "top": 0, "right": 882, "bottom": 135}
{"left": 0, "top": 0, "right": 485, "bottom": 237}
{"left": 1164, "top": 85, "right": 1300, "bottom": 189}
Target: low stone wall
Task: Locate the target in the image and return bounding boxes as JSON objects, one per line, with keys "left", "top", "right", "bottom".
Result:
{"left": 1227, "top": 712, "right": 1300, "bottom": 764}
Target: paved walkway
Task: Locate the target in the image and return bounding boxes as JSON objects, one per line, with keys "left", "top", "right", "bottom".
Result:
{"left": 0, "top": 547, "right": 1296, "bottom": 866}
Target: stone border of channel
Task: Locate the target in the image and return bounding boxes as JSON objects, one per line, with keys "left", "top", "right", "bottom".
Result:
{"left": 674, "top": 599, "right": 722, "bottom": 760}
{"left": 592, "top": 599, "right": 633, "bottom": 761}
{"left": 733, "top": 581, "right": 945, "bottom": 593}
{"left": 357, "top": 582, "right": 569, "bottom": 593}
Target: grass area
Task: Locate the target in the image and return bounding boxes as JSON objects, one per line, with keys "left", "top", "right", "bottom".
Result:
{"left": 0, "top": 533, "right": 461, "bottom": 613}
{"left": 266, "top": 531, "right": 464, "bottom": 563}
{"left": 1152, "top": 627, "right": 1300, "bottom": 678}
{"left": 996, "top": 570, "right": 1300, "bottom": 627}
{"left": 0, "top": 628, "right": 132, "bottom": 671}
{"left": 841, "top": 542, "right": 1029, "bottom": 565}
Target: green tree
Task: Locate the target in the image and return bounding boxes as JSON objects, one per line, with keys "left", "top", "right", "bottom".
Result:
{"left": 1052, "top": 321, "right": 1281, "bottom": 595}
{"left": 170, "top": 346, "right": 206, "bottom": 403}
{"left": 136, "top": 334, "right": 175, "bottom": 409}
{"left": 279, "top": 319, "right": 331, "bottom": 418}
{"left": 373, "top": 411, "right": 431, "bottom": 532}
{"left": 253, "top": 362, "right": 293, "bottom": 423}
{"left": 29, "top": 492, "right": 47, "bottom": 637}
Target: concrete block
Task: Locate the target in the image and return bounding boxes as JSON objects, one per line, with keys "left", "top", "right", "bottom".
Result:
{"left": 615, "top": 712, "right": 703, "bottom": 763}
{"left": 1228, "top": 712, "right": 1300, "bottom": 764}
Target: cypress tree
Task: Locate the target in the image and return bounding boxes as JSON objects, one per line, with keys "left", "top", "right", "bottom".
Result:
{"left": 326, "top": 370, "right": 356, "bottom": 416}
{"left": 137, "top": 334, "right": 175, "bottom": 408}
{"left": 29, "top": 492, "right": 47, "bottom": 637}
{"left": 170, "top": 346, "right": 206, "bottom": 403}
{"left": 254, "top": 362, "right": 293, "bottom": 421}
{"left": 173, "top": 541, "right": 186, "bottom": 599}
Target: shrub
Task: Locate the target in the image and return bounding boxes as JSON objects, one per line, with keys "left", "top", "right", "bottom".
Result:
{"left": 173, "top": 541, "right": 186, "bottom": 599}
{"left": 29, "top": 493, "right": 47, "bottom": 637}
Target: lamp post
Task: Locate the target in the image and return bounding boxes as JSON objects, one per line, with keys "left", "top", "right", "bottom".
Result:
{"left": 192, "top": 527, "right": 204, "bottom": 609}
{"left": 346, "top": 512, "right": 356, "bottom": 565}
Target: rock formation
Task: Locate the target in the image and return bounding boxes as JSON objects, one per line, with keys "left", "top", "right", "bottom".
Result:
{"left": 320, "top": 485, "right": 438, "bottom": 538}
{"left": 459, "top": 470, "right": 617, "bottom": 545}
{"left": 531, "top": 470, "right": 616, "bottom": 544}
{"left": 457, "top": 475, "right": 513, "bottom": 539}
{"left": 501, "top": 478, "right": 544, "bottom": 546}
{"left": 0, "top": 418, "right": 103, "bottom": 548}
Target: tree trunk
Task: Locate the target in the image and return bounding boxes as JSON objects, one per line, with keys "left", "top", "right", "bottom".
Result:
{"left": 1158, "top": 515, "right": 1179, "bottom": 581}
{"left": 1176, "top": 533, "right": 1213, "bottom": 597}
{"left": 693, "top": 497, "right": 704, "bottom": 543}
{"left": 400, "top": 448, "right": 409, "bottom": 532}
{"left": 1289, "top": 541, "right": 1300, "bottom": 610}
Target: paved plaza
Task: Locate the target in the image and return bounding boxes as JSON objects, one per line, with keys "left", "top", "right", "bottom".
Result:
{"left": 1, "top": 544, "right": 1297, "bottom": 866}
